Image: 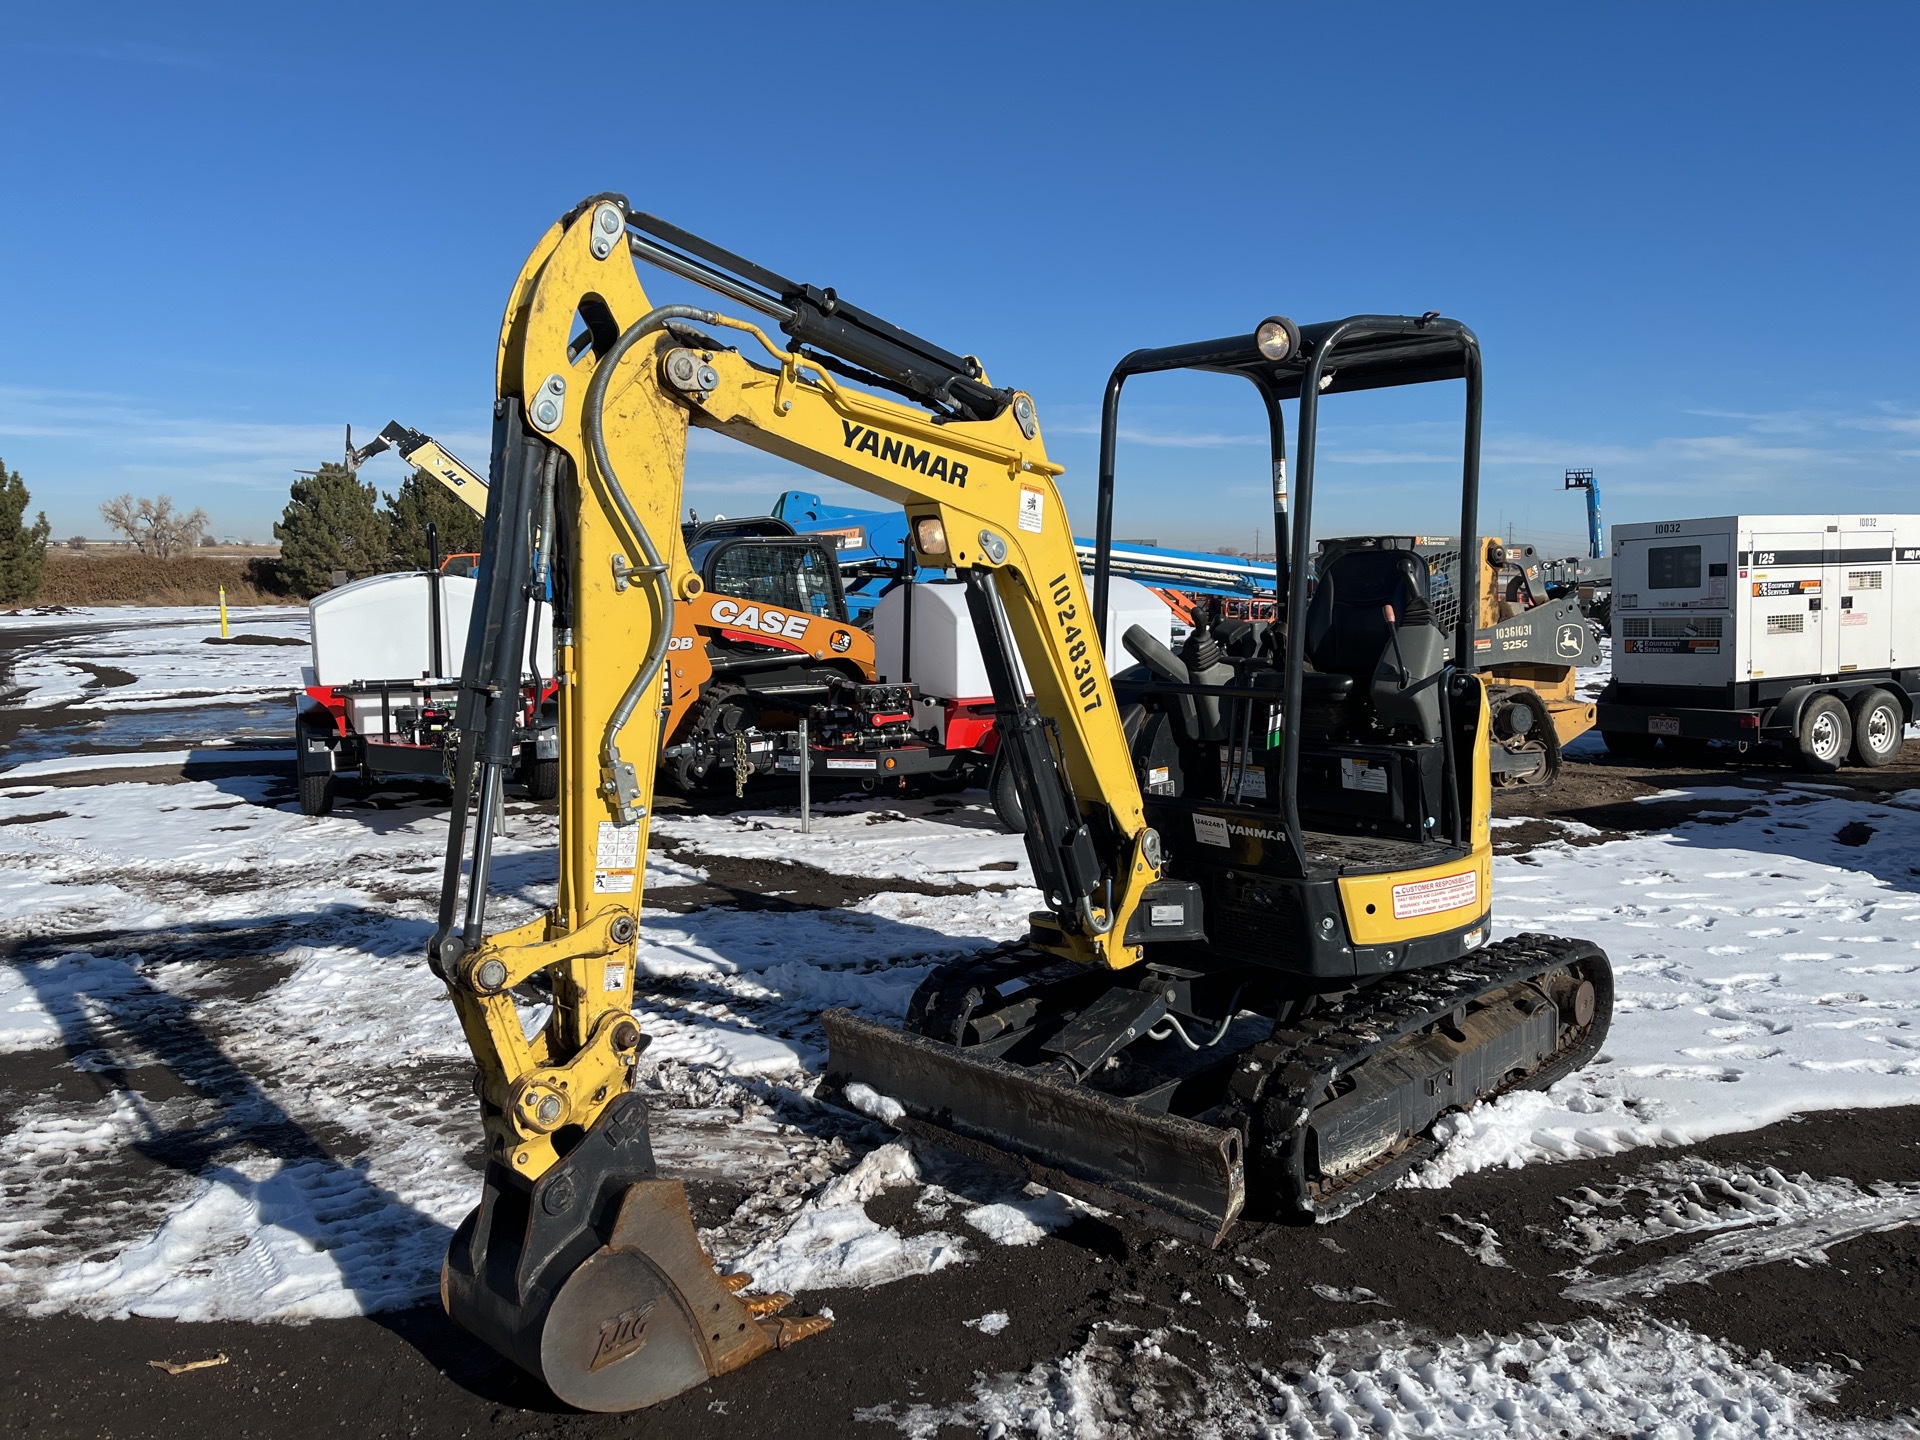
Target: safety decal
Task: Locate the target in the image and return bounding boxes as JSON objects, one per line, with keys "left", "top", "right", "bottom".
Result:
{"left": 1339, "top": 758, "right": 1389, "bottom": 794}
{"left": 595, "top": 820, "right": 639, "bottom": 894}
{"left": 1018, "top": 485, "right": 1045, "bottom": 534}
{"left": 1391, "top": 869, "right": 1478, "bottom": 920}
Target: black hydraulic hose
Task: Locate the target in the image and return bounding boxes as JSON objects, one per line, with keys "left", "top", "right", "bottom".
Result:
{"left": 580, "top": 303, "right": 719, "bottom": 817}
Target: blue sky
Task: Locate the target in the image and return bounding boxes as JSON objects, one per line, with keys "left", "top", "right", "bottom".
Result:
{"left": 2, "top": 4, "right": 1915, "bottom": 555}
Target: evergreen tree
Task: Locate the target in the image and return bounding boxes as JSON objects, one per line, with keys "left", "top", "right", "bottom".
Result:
{"left": 383, "top": 467, "right": 484, "bottom": 571}
{"left": 0, "top": 459, "right": 51, "bottom": 602}
{"left": 271, "top": 462, "right": 390, "bottom": 596}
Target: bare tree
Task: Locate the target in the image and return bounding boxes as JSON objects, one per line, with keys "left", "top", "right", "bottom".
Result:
{"left": 99, "top": 494, "right": 211, "bottom": 559}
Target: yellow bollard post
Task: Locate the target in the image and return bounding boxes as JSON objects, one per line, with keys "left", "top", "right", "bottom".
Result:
{"left": 219, "top": 586, "right": 229, "bottom": 638}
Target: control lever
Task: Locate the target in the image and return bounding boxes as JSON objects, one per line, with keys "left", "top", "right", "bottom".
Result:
{"left": 1382, "top": 603, "right": 1410, "bottom": 689}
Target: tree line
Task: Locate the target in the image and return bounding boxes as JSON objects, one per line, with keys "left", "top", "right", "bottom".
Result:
{"left": 269, "top": 462, "right": 483, "bottom": 595}
{"left": 0, "top": 457, "right": 484, "bottom": 603}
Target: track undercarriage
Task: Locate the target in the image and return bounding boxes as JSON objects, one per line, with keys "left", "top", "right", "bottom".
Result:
{"left": 824, "top": 934, "right": 1612, "bottom": 1242}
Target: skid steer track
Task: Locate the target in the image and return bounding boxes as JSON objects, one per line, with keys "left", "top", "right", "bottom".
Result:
{"left": 823, "top": 934, "right": 1611, "bottom": 1241}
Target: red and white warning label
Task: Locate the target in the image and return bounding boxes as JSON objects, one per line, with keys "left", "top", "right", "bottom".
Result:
{"left": 1391, "top": 869, "right": 1479, "bottom": 920}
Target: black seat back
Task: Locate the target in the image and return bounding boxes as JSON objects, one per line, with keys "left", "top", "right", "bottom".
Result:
{"left": 1303, "top": 548, "right": 1431, "bottom": 679}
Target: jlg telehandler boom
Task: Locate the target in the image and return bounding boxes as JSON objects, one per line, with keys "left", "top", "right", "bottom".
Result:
{"left": 433, "top": 195, "right": 1612, "bottom": 1413}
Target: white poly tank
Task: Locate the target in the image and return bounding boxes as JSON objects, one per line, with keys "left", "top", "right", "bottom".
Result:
{"left": 309, "top": 572, "right": 555, "bottom": 687}
{"left": 873, "top": 574, "right": 1171, "bottom": 700}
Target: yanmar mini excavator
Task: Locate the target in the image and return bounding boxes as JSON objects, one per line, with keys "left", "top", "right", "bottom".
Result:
{"left": 431, "top": 195, "right": 1614, "bottom": 1412}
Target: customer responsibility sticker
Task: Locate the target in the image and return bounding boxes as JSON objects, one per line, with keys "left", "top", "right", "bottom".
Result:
{"left": 1392, "top": 869, "right": 1478, "bottom": 920}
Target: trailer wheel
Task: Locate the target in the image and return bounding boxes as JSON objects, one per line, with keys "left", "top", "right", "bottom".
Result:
{"left": 294, "top": 715, "right": 337, "bottom": 816}
{"left": 299, "top": 768, "right": 335, "bottom": 817}
{"left": 1792, "top": 694, "right": 1852, "bottom": 772}
{"left": 1600, "top": 729, "right": 1660, "bottom": 762}
{"left": 1848, "top": 689, "right": 1904, "bottom": 768}
{"left": 525, "top": 756, "right": 561, "bottom": 800}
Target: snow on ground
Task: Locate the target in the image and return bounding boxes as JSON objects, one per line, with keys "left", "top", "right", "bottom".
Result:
{"left": 0, "top": 605, "right": 307, "bottom": 713}
{"left": 1, "top": 610, "right": 1918, "bottom": 1428}
{"left": 653, "top": 797, "right": 1032, "bottom": 887}
{"left": 1411, "top": 781, "right": 1920, "bottom": 1187}
{"left": 0, "top": 773, "right": 552, "bottom": 1320}
{"left": 864, "top": 1315, "right": 1895, "bottom": 1440}
{"left": 8, "top": 764, "right": 1914, "bottom": 1335}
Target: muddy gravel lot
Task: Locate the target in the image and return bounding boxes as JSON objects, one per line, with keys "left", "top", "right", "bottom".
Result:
{"left": 2, "top": 612, "right": 1918, "bottom": 1437}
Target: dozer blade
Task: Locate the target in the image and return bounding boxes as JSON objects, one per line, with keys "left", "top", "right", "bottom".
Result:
{"left": 442, "top": 1095, "right": 826, "bottom": 1412}
{"left": 822, "top": 935, "right": 1613, "bottom": 1245}
{"left": 821, "top": 1008, "right": 1246, "bottom": 1246}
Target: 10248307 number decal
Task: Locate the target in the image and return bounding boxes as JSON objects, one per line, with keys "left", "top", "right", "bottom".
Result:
{"left": 1048, "top": 572, "right": 1104, "bottom": 713}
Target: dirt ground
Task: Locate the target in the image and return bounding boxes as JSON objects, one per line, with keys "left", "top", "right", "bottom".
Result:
{"left": 4, "top": 654, "right": 1919, "bottom": 1438}
{"left": 1, "top": 1103, "right": 1912, "bottom": 1439}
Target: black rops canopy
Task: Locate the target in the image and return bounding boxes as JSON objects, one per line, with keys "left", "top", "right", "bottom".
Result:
{"left": 1092, "top": 314, "right": 1483, "bottom": 860}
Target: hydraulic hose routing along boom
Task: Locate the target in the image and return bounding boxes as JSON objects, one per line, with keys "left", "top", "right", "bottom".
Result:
{"left": 429, "top": 193, "right": 1613, "bottom": 1413}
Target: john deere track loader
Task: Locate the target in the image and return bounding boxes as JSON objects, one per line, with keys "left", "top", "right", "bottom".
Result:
{"left": 429, "top": 194, "right": 1613, "bottom": 1412}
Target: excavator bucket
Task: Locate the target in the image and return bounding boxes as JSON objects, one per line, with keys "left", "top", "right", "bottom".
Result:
{"left": 821, "top": 1008, "right": 1246, "bottom": 1245}
{"left": 441, "top": 1096, "right": 826, "bottom": 1412}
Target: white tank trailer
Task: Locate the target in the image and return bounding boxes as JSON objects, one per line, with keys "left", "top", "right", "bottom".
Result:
{"left": 294, "top": 570, "right": 558, "bottom": 815}
{"left": 871, "top": 574, "right": 1171, "bottom": 700}
{"left": 1598, "top": 513, "right": 1919, "bottom": 770}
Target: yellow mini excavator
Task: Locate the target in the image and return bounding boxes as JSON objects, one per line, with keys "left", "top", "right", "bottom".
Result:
{"left": 431, "top": 195, "right": 1614, "bottom": 1412}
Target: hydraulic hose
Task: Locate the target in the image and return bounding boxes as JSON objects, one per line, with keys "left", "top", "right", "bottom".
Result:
{"left": 580, "top": 303, "right": 718, "bottom": 820}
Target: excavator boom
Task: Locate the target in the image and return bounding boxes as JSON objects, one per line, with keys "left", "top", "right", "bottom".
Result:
{"left": 431, "top": 195, "right": 1169, "bottom": 1410}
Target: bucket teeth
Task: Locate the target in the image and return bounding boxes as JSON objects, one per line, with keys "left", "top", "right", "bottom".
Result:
{"left": 742, "top": 1292, "right": 794, "bottom": 1317}
{"left": 759, "top": 1313, "right": 832, "bottom": 1349}
{"left": 719, "top": 1272, "right": 753, "bottom": 1293}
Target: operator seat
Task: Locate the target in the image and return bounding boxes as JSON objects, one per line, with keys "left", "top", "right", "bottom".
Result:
{"left": 1301, "top": 548, "right": 1445, "bottom": 740}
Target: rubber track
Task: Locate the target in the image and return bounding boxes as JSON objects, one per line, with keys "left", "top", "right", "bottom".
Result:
{"left": 1224, "top": 932, "right": 1613, "bottom": 1219}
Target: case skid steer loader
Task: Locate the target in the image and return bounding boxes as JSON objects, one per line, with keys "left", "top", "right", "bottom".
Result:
{"left": 429, "top": 195, "right": 1613, "bottom": 1412}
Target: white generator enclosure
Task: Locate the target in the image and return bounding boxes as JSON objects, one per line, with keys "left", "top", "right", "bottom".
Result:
{"left": 1612, "top": 515, "right": 1919, "bottom": 687}
{"left": 872, "top": 574, "right": 1172, "bottom": 700}
{"left": 308, "top": 572, "right": 555, "bottom": 687}
{"left": 1600, "top": 513, "right": 1919, "bottom": 766}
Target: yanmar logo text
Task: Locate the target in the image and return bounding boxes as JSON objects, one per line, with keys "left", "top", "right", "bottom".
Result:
{"left": 841, "top": 421, "right": 970, "bottom": 487}
{"left": 1193, "top": 813, "right": 1287, "bottom": 848}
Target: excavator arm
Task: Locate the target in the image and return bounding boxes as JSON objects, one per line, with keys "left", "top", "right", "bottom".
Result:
{"left": 431, "top": 195, "right": 1166, "bottom": 1410}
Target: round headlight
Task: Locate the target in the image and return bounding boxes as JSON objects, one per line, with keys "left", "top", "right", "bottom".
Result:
{"left": 1255, "top": 316, "right": 1300, "bottom": 363}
